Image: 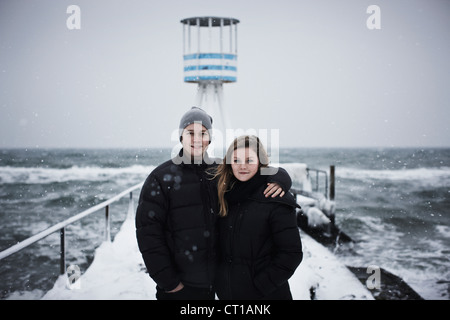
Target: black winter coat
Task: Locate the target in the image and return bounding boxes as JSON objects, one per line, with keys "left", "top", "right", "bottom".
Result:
{"left": 135, "top": 151, "right": 219, "bottom": 291}
{"left": 215, "top": 175, "right": 303, "bottom": 300}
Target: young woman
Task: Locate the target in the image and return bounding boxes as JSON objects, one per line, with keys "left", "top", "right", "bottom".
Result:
{"left": 213, "top": 135, "right": 303, "bottom": 300}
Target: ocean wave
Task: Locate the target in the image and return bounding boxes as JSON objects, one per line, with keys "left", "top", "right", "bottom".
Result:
{"left": 0, "top": 165, "right": 155, "bottom": 185}
{"left": 336, "top": 166, "right": 450, "bottom": 187}
{"left": 436, "top": 225, "right": 450, "bottom": 239}
{"left": 280, "top": 162, "right": 450, "bottom": 190}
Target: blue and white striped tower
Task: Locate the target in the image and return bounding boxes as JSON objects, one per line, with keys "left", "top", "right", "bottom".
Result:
{"left": 181, "top": 17, "right": 239, "bottom": 150}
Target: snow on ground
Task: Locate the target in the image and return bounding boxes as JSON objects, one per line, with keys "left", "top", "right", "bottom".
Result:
{"left": 291, "top": 231, "right": 373, "bottom": 300}
{"left": 42, "top": 213, "right": 373, "bottom": 300}
{"left": 42, "top": 213, "right": 155, "bottom": 300}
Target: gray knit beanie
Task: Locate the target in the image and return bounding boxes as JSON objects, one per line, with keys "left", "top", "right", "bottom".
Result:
{"left": 179, "top": 107, "right": 213, "bottom": 142}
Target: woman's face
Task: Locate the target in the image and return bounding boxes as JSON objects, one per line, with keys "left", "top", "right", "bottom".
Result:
{"left": 231, "top": 147, "right": 259, "bottom": 182}
{"left": 181, "top": 123, "right": 210, "bottom": 158}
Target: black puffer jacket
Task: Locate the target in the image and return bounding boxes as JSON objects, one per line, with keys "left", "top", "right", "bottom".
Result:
{"left": 216, "top": 173, "right": 303, "bottom": 300}
{"left": 135, "top": 151, "right": 219, "bottom": 291}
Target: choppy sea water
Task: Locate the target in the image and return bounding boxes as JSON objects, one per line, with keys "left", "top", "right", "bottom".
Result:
{"left": 0, "top": 147, "right": 449, "bottom": 300}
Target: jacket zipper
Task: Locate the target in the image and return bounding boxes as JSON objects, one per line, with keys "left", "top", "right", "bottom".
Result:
{"left": 200, "top": 167, "right": 214, "bottom": 292}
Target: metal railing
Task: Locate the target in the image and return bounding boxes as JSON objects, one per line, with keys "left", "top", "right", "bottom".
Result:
{"left": 0, "top": 182, "right": 143, "bottom": 275}
{"left": 291, "top": 165, "right": 335, "bottom": 200}
{"left": 306, "top": 167, "right": 329, "bottom": 198}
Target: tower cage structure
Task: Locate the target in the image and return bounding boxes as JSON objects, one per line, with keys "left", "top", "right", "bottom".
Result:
{"left": 180, "top": 16, "right": 240, "bottom": 153}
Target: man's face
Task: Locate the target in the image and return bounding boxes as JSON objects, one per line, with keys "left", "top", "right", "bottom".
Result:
{"left": 181, "top": 123, "right": 210, "bottom": 158}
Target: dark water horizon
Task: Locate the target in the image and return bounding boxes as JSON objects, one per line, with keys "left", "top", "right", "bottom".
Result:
{"left": 0, "top": 147, "right": 449, "bottom": 299}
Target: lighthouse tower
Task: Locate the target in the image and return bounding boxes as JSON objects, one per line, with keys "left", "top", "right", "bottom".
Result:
{"left": 180, "top": 17, "right": 240, "bottom": 153}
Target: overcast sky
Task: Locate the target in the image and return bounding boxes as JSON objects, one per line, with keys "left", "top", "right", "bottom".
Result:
{"left": 1, "top": 0, "right": 449, "bottom": 149}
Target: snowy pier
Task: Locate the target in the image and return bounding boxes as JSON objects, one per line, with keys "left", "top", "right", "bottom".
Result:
{"left": 42, "top": 207, "right": 374, "bottom": 300}
{"left": 2, "top": 163, "right": 375, "bottom": 300}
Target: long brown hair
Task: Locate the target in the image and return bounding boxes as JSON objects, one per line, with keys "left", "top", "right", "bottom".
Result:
{"left": 212, "top": 135, "right": 269, "bottom": 217}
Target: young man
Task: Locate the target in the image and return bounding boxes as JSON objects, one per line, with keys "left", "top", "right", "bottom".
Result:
{"left": 135, "top": 107, "right": 291, "bottom": 300}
